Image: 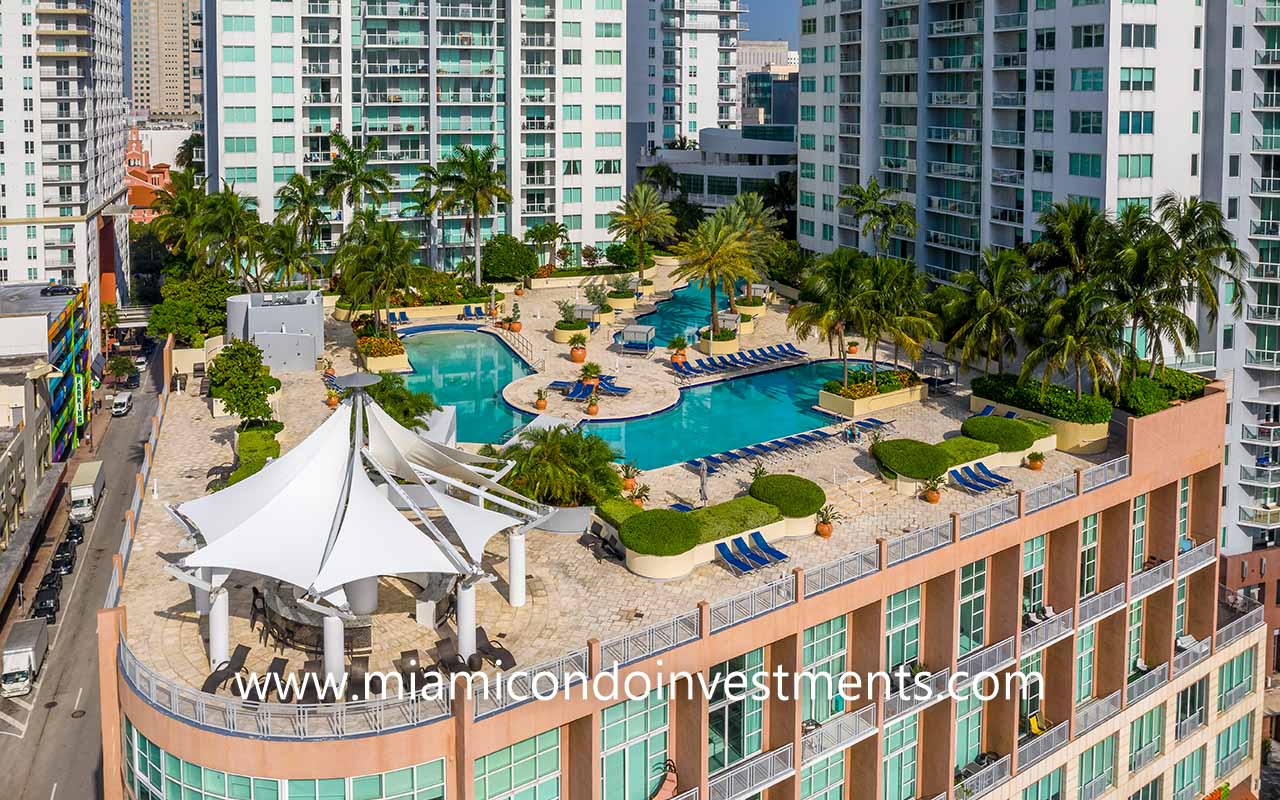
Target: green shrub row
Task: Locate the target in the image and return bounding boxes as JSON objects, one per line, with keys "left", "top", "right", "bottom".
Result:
{"left": 1105, "top": 361, "right": 1208, "bottom": 417}
{"left": 871, "top": 435, "right": 1003, "bottom": 480}
{"left": 227, "top": 428, "right": 281, "bottom": 486}
{"left": 618, "top": 509, "right": 701, "bottom": 556}
{"left": 960, "top": 416, "right": 1047, "bottom": 452}
{"left": 935, "top": 437, "right": 999, "bottom": 465}
{"left": 970, "top": 374, "right": 1113, "bottom": 424}
{"left": 1129, "top": 359, "right": 1208, "bottom": 401}
{"left": 747, "top": 474, "right": 827, "bottom": 517}
{"left": 1118, "top": 377, "right": 1171, "bottom": 417}
{"left": 598, "top": 496, "right": 643, "bottom": 530}
{"left": 688, "top": 497, "right": 782, "bottom": 544}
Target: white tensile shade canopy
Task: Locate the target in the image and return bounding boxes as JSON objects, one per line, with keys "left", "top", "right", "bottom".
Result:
{"left": 423, "top": 483, "right": 523, "bottom": 563}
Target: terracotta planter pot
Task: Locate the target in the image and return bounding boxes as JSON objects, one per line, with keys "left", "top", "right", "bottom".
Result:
{"left": 535, "top": 398, "right": 547, "bottom": 410}
{"left": 509, "top": 321, "right": 522, "bottom": 333}
{"left": 923, "top": 489, "right": 940, "bottom": 504}
{"left": 582, "top": 377, "right": 600, "bottom": 388}
{"left": 1027, "top": 459, "right": 1044, "bottom": 471}
{"left": 324, "top": 367, "right": 336, "bottom": 377}
{"left": 816, "top": 522, "right": 833, "bottom": 538}
{"left": 631, "top": 498, "right": 644, "bottom": 507}
{"left": 326, "top": 395, "right": 339, "bottom": 409}
{"left": 586, "top": 403, "right": 599, "bottom": 416}
{"left": 622, "top": 477, "right": 637, "bottom": 492}
{"left": 671, "top": 350, "right": 687, "bottom": 364}
{"left": 570, "top": 346, "right": 587, "bottom": 364}
{"left": 847, "top": 344, "right": 859, "bottom": 355}
{"left": 515, "top": 287, "right": 525, "bottom": 296}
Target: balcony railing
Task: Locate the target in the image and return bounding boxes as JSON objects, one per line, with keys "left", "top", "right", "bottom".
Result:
{"left": 1021, "top": 607, "right": 1073, "bottom": 654}
{"left": 1018, "top": 720, "right": 1068, "bottom": 770}
{"left": 886, "top": 521, "right": 952, "bottom": 566}
{"left": 805, "top": 545, "right": 878, "bottom": 597}
{"left": 1216, "top": 744, "right": 1250, "bottom": 779}
{"left": 1025, "top": 474, "right": 1077, "bottom": 513}
{"left": 473, "top": 649, "right": 589, "bottom": 719}
{"left": 1219, "top": 679, "right": 1254, "bottom": 713}
{"left": 1241, "top": 423, "right": 1280, "bottom": 443}
{"left": 1080, "top": 769, "right": 1114, "bottom": 800}
{"left": 1217, "top": 589, "right": 1265, "bottom": 647}
{"left": 708, "top": 744, "right": 794, "bottom": 800}
{"left": 959, "top": 754, "right": 1010, "bottom": 799}
{"left": 1078, "top": 583, "right": 1126, "bottom": 625}
{"left": 1240, "top": 464, "right": 1280, "bottom": 486}
{"left": 1173, "top": 784, "right": 1200, "bottom": 800}
{"left": 599, "top": 610, "right": 700, "bottom": 670}
{"left": 709, "top": 575, "right": 795, "bottom": 633}
{"left": 1176, "top": 710, "right": 1206, "bottom": 740}
{"left": 1129, "top": 738, "right": 1161, "bottom": 772}
{"left": 956, "top": 637, "right": 1015, "bottom": 683}
{"left": 1126, "top": 662, "right": 1168, "bottom": 705}
{"left": 1082, "top": 455, "right": 1130, "bottom": 492}
{"left": 1131, "top": 560, "right": 1173, "bottom": 600}
{"left": 801, "top": 703, "right": 877, "bottom": 764}
{"left": 1076, "top": 689, "right": 1121, "bottom": 734}
{"left": 884, "top": 668, "right": 950, "bottom": 720}
{"left": 1172, "top": 636, "right": 1210, "bottom": 677}
{"left": 959, "top": 495, "right": 1019, "bottom": 539}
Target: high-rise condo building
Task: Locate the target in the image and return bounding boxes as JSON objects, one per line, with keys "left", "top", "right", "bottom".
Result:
{"left": 202, "top": 0, "right": 627, "bottom": 268}
{"left": 130, "top": 0, "right": 205, "bottom": 121}
{"left": 794, "top": 0, "right": 1201, "bottom": 281}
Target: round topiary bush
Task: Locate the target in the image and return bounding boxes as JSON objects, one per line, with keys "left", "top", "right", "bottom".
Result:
{"left": 748, "top": 474, "right": 827, "bottom": 518}
{"left": 960, "top": 416, "right": 1040, "bottom": 452}
{"left": 870, "top": 439, "right": 951, "bottom": 480}
{"left": 619, "top": 509, "right": 701, "bottom": 556}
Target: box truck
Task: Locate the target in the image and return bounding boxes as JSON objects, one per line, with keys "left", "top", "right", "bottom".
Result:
{"left": 69, "top": 460, "right": 105, "bottom": 523}
{"left": 2, "top": 619, "right": 49, "bottom": 697}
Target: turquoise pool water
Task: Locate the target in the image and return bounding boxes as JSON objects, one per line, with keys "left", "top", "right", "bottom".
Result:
{"left": 634, "top": 282, "right": 728, "bottom": 345}
{"left": 403, "top": 330, "right": 534, "bottom": 443}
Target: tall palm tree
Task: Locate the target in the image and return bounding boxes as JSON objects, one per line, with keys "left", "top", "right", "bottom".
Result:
{"left": 174, "top": 133, "right": 204, "bottom": 173}
{"left": 275, "top": 173, "right": 328, "bottom": 254}
{"left": 194, "top": 184, "right": 265, "bottom": 290}
{"left": 338, "top": 220, "right": 425, "bottom": 335}
{"left": 761, "top": 170, "right": 798, "bottom": 237}
{"left": 838, "top": 177, "right": 917, "bottom": 253}
{"left": 1026, "top": 199, "right": 1114, "bottom": 291}
{"left": 946, "top": 249, "right": 1031, "bottom": 374}
{"left": 524, "top": 222, "right": 557, "bottom": 271}
{"left": 609, "top": 184, "right": 676, "bottom": 283}
{"left": 642, "top": 162, "right": 680, "bottom": 198}
{"left": 149, "top": 167, "right": 207, "bottom": 257}
{"left": 1019, "top": 280, "right": 1125, "bottom": 398}
{"left": 786, "top": 248, "right": 865, "bottom": 386}
{"left": 1155, "top": 191, "right": 1247, "bottom": 326}
{"left": 323, "top": 131, "right": 393, "bottom": 215}
{"left": 848, "top": 256, "right": 936, "bottom": 378}
{"left": 402, "top": 164, "right": 443, "bottom": 265}
{"left": 724, "top": 193, "right": 784, "bottom": 287}
{"left": 262, "top": 220, "right": 316, "bottom": 289}
{"left": 671, "top": 210, "right": 755, "bottom": 336}
{"left": 438, "top": 144, "right": 511, "bottom": 284}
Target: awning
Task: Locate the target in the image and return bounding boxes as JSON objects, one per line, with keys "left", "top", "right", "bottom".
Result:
{"left": 90, "top": 353, "right": 105, "bottom": 381}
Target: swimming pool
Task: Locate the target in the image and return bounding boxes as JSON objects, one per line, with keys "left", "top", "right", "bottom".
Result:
{"left": 633, "top": 282, "right": 727, "bottom": 345}
{"left": 402, "top": 329, "right": 534, "bottom": 443}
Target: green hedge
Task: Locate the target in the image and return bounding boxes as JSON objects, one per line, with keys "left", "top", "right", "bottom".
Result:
{"left": 1119, "top": 377, "right": 1171, "bottom": 417}
{"left": 689, "top": 496, "right": 781, "bottom": 543}
{"left": 228, "top": 428, "right": 281, "bottom": 485}
{"left": 1131, "top": 359, "right": 1208, "bottom": 400}
{"left": 618, "top": 509, "right": 701, "bottom": 556}
{"left": 555, "top": 319, "right": 590, "bottom": 331}
{"left": 598, "top": 496, "right": 643, "bottom": 530}
{"left": 936, "top": 437, "right": 999, "bottom": 465}
{"left": 971, "top": 373, "right": 1113, "bottom": 424}
{"left": 960, "top": 416, "right": 1044, "bottom": 452}
{"left": 748, "top": 475, "right": 827, "bottom": 517}
{"left": 870, "top": 439, "right": 952, "bottom": 480}
{"left": 547, "top": 266, "right": 638, "bottom": 278}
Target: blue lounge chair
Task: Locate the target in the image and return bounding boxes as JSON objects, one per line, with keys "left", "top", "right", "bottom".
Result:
{"left": 460, "top": 306, "right": 474, "bottom": 320}
{"left": 599, "top": 385, "right": 631, "bottom": 397}
{"left": 684, "top": 459, "right": 717, "bottom": 475}
{"left": 750, "top": 349, "right": 778, "bottom": 363}
{"left": 742, "top": 444, "right": 773, "bottom": 458}
{"left": 1004, "top": 411, "right": 1018, "bottom": 419}
{"left": 783, "top": 343, "right": 808, "bottom": 357}
{"left": 976, "top": 462, "right": 1012, "bottom": 485}
{"left": 750, "top": 532, "right": 790, "bottom": 563}
{"left": 866, "top": 417, "right": 892, "bottom": 428}
{"left": 975, "top": 405, "right": 996, "bottom": 417}
{"left": 962, "top": 466, "right": 1002, "bottom": 491}
{"left": 810, "top": 430, "right": 835, "bottom": 444}
{"left": 398, "top": 311, "right": 410, "bottom": 324}
{"left": 783, "top": 436, "right": 811, "bottom": 448}
{"left": 716, "top": 356, "right": 738, "bottom": 370}
{"left": 670, "top": 503, "right": 694, "bottom": 512}
{"left": 950, "top": 469, "right": 989, "bottom": 493}
{"left": 716, "top": 451, "right": 743, "bottom": 466}
{"left": 548, "top": 380, "right": 574, "bottom": 390}
{"left": 854, "top": 420, "right": 879, "bottom": 432}
{"left": 565, "top": 383, "right": 593, "bottom": 401}
{"left": 716, "top": 542, "right": 755, "bottom": 576}
{"left": 702, "top": 454, "right": 728, "bottom": 469}
{"left": 672, "top": 362, "right": 699, "bottom": 378}
{"left": 588, "top": 322, "right": 600, "bottom": 333}
{"left": 732, "top": 537, "right": 772, "bottom": 569}
{"left": 772, "top": 345, "right": 799, "bottom": 360}
{"left": 759, "top": 347, "right": 787, "bottom": 362}
{"left": 731, "top": 353, "right": 759, "bottom": 368}
{"left": 694, "top": 358, "right": 720, "bottom": 373}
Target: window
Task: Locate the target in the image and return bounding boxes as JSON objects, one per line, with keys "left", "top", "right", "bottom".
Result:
{"left": 1173, "top": 748, "right": 1205, "bottom": 800}
{"left": 1230, "top": 155, "right": 1240, "bottom": 176}
{"left": 954, "top": 687, "right": 983, "bottom": 771}
{"left": 594, "top": 50, "right": 622, "bottom": 66}
{"left": 1126, "top": 601, "right": 1144, "bottom": 673}
{"left": 1130, "top": 779, "right": 1161, "bottom": 800}
{"left": 1032, "top": 190, "right": 1054, "bottom": 213}
{"left": 1071, "top": 68, "right": 1105, "bottom": 91}
{"left": 1218, "top": 648, "right": 1255, "bottom": 711}
{"left": 1068, "top": 153, "right": 1102, "bottom": 178}
{"left": 476, "top": 730, "right": 560, "bottom": 800}
{"left": 1071, "top": 111, "right": 1103, "bottom": 134}
{"left": 1033, "top": 150, "right": 1055, "bottom": 174}
{"left": 707, "top": 650, "right": 764, "bottom": 774}
{"left": 1129, "top": 705, "right": 1164, "bottom": 770}
{"left": 271, "top": 136, "right": 293, "bottom": 153}
{"left": 1120, "top": 68, "right": 1155, "bottom": 91}
{"left": 595, "top": 105, "right": 622, "bottom": 120}
{"left": 958, "top": 561, "right": 986, "bottom": 655}
{"left": 1078, "top": 737, "right": 1116, "bottom": 800}
{"left": 885, "top": 586, "right": 921, "bottom": 671}
{"left": 1035, "top": 28, "right": 1056, "bottom": 51}
{"left": 1131, "top": 494, "right": 1147, "bottom": 573}
{"left": 882, "top": 715, "right": 918, "bottom": 800}
{"left": 601, "top": 689, "right": 668, "bottom": 800}
{"left": 223, "top": 14, "right": 254, "bottom": 31}
{"left": 1119, "top": 111, "right": 1154, "bottom": 135}
{"left": 1231, "top": 113, "right": 1242, "bottom": 134}
{"left": 802, "top": 616, "right": 847, "bottom": 724}
{"left": 224, "top": 106, "right": 255, "bottom": 123}
{"left": 223, "top": 76, "right": 255, "bottom": 93}
{"left": 1033, "top": 110, "right": 1054, "bottom": 133}
{"left": 270, "top": 16, "right": 292, "bottom": 33}
{"left": 594, "top": 22, "right": 621, "bottom": 37}
{"left": 224, "top": 167, "right": 257, "bottom": 184}
{"left": 1034, "top": 69, "right": 1055, "bottom": 92}
{"left": 1072, "top": 24, "right": 1105, "bottom": 48}
{"left": 1121, "top": 24, "right": 1157, "bottom": 47}
{"left": 1176, "top": 678, "right": 1208, "bottom": 738}
{"left": 224, "top": 137, "right": 256, "bottom": 154}
{"left": 1075, "top": 624, "right": 1096, "bottom": 704}
{"left": 1080, "top": 514, "right": 1099, "bottom": 595}
{"left": 1023, "top": 535, "right": 1046, "bottom": 613}
{"left": 1178, "top": 477, "right": 1191, "bottom": 539}
{"left": 270, "top": 46, "right": 292, "bottom": 63}
{"left": 1023, "top": 769, "right": 1062, "bottom": 800}
{"left": 222, "top": 45, "right": 254, "bottom": 62}
{"left": 802, "top": 752, "right": 844, "bottom": 800}
{"left": 1118, "top": 154, "right": 1154, "bottom": 178}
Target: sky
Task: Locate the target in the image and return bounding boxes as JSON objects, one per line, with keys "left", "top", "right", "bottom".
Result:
{"left": 745, "top": 0, "right": 800, "bottom": 48}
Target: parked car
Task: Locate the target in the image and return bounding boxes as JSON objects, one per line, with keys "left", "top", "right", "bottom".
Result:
{"left": 37, "top": 571, "right": 62, "bottom": 593}
{"left": 133, "top": 355, "right": 148, "bottom": 371}
{"left": 65, "top": 520, "right": 84, "bottom": 546}
{"left": 125, "top": 372, "right": 140, "bottom": 389}
{"left": 38, "top": 284, "right": 77, "bottom": 297}
{"left": 30, "top": 589, "right": 59, "bottom": 624}
{"left": 51, "top": 542, "right": 75, "bottom": 575}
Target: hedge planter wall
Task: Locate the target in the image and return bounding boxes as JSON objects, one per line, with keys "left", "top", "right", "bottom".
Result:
{"left": 871, "top": 429, "right": 1058, "bottom": 497}
{"left": 695, "top": 333, "right": 740, "bottom": 355}
{"left": 968, "top": 395, "right": 1108, "bottom": 454}
{"left": 623, "top": 514, "right": 806, "bottom": 580}
{"left": 819, "top": 383, "right": 927, "bottom": 419}
{"left": 552, "top": 326, "right": 587, "bottom": 344}
{"left": 361, "top": 351, "right": 412, "bottom": 373}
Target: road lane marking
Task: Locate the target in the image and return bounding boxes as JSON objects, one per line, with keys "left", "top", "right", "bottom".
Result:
{"left": 73, "top": 687, "right": 82, "bottom": 710}
{"left": 49, "top": 781, "right": 57, "bottom": 800}
{"left": 0, "top": 706, "right": 27, "bottom": 734}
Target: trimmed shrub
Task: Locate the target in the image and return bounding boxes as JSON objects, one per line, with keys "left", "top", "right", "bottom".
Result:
{"left": 227, "top": 428, "right": 281, "bottom": 485}
{"left": 960, "top": 416, "right": 1042, "bottom": 452}
{"left": 555, "top": 319, "right": 590, "bottom": 331}
{"left": 1020, "top": 418, "right": 1054, "bottom": 439}
{"left": 1119, "top": 377, "right": 1172, "bottom": 417}
{"left": 971, "top": 373, "right": 1113, "bottom": 424}
{"left": 481, "top": 234, "right": 538, "bottom": 282}
{"left": 748, "top": 474, "right": 827, "bottom": 517}
{"left": 618, "top": 509, "right": 701, "bottom": 556}
{"left": 598, "top": 497, "right": 643, "bottom": 530}
{"left": 871, "top": 439, "right": 951, "bottom": 480}
{"left": 935, "top": 436, "right": 999, "bottom": 465}
{"left": 1131, "top": 359, "right": 1208, "bottom": 401}
{"left": 689, "top": 496, "right": 782, "bottom": 544}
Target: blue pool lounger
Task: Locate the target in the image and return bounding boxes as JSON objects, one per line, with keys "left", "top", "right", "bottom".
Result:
{"left": 684, "top": 459, "right": 717, "bottom": 475}
{"left": 976, "top": 462, "right": 1012, "bottom": 485}
{"left": 750, "top": 532, "right": 790, "bottom": 563}
{"left": 716, "top": 542, "right": 755, "bottom": 576}
{"left": 670, "top": 503, "right": 694, "bottom": 512}
{"left": 962, "top": 466, "right": 1002, "bottom": 491}
{"left": 975, "top": 405, "right": 996, "bottom": 417}
{"left": 732, "top": 537, "right": 772, "bottom": 569}
{"left": 1004, "top": 410, "right": 1018, "bottom": 419}
{"left": 950, "top": 469, "right": 989, "bottom": 493}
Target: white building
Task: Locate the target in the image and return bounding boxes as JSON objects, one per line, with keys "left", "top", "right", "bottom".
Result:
{"left": 203, "top": 0, "right": 629, "bottom": 269}
{"left": 637, "top": 125, "right": 795, "bottom": 210}
{"left": 738, "top": 38, "right": 795, "bottom": 70}
{"left": 795, "top": 0, "right": 1201, "bottom": 283}
{"left": 0, "top": 0, "right": 131, "bottom": 353}
{"left": 626, "top": 0, "right": 746, "bottom": 159}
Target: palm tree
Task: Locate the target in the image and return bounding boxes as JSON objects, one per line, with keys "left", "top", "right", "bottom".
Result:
{"left": 402, "top": 164, "right": 443, "bottom": 265}
{"left": 323, "top": 131, "right": 393, "bottom": 215}
{"left": 848, "top": 256, "right": 936, "bottom": 378}
{"left": 1155, "top": 191, "right": 1247, "bottom": 327}
{"left": 671, "top": 210, "right": 756, "bottom": 336}
{"left": 761, "top": 170, "right": 798, "bottom": 237}
{"left": 338, "top": 220, "right": 424, "bottom": 336}
{"left": 275, "top": 173, "right": 328, "bottom": 254}
{"left": 194, "top": 184, "right": 265, "bottom": 290}
{"left": 1026, "top": 199, "right": 1114, "bottom": 291}
{"left": 946, "top": 249, "right": 1031, "bottom": 374}
{"left": 524, "top": 222, "right": 557, "bottom": 271}
{"left": 724, "top": 193, "right": 784, "bottom": 286}
{"left": 149, "top": 167, "right": 207, "bottom": 257}
{"left": 438, "top": 144, "right": 511, "bottom": 284}
{"left": 609, "top": 184, "right": 676, "bottom": 283}
{"left": 786, "top": 248, "right": 865, "bottom": 386}
{"left": 1019, "top": 280, "right": 1125, "bottom": 399}
{"left": 174, "top": 133, "right": 204, "bottom": 172}
{"left": 262, "top": 220, "right": 316, "bottom": 289}
{"left": 642, "top": 162, "right": 680, "bottom": 198}
{"left": 495, "top": 426, "right": 622, "bottom": 507}
{"left": 838, "top": 177, "right": 918, "bottom": 253}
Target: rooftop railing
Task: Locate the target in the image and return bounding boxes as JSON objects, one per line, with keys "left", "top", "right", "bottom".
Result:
{"left": 1172, "top": 637, "right": 1210, "bottom": 677}
{"left": 473, "top": 648, "right": 589, "bottom": 719}
{"left": 800, "top": 703, "right": 876, "bottom": 764}
{"left": 804, "top": 545, "right": 878, "bottom": 597}
{"left": 1018, "top": 720, "right": 1068, "bottom": 770}
{"left": 886, "top": 520, "right": 952, "bottom": 565}
{"left": 708, "top": 743, "right": 794, "bottom": 800}
{"left": 1082, "top": 455, "right": 1129, "bottom": 492}
{"left": 599, "top": 610, "right": 700, "bottom": 670}
{"left": 1217, "top": 588, "right": 1266, "bottom": 648}
{"left": 709, "top": 575, "right": 795, "bottom": 634}
{"left": 958, "top": 754, "right": 1011, "bottom": 799}
{"left": 959, "top": 496, "right": 1019, "bottom": 539}
{"left": 1025, "top": 474, "right": 1077, "bottom": 513}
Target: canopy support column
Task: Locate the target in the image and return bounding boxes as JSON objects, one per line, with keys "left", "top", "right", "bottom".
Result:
{"left": 508, "top": 530, "right": 526, "bottom": 607}
{"left": 208, "top": 587, "right": 229, "bottom": 669}
{"left": 323, "top": 615, "right": 345, "bottom": 686}
{"left": 458, "top": 582, "right": 477, "bottom": 660}
{"left": 194, "top": 567, "right": 211, "bottom": 615}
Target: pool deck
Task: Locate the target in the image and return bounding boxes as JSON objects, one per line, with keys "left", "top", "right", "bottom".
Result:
{"left": 119, "top": 290, "right": 1120, "bottom": 692}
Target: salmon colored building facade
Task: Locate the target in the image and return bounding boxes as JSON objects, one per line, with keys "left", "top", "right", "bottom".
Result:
{"left": 124, "top": 127, "right": 170, "bottom": 225}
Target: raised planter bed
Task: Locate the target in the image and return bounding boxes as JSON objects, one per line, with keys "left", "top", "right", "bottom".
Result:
{"left": 651, "top": 254, "right": 685, "bottom": 270}
{"left": 819, "top": 384, "right": 927, "bottom": 418}
{"left": 695, "top": 334, "right": 739, "bottom": 355}
{"left": 609, "top": 295, "right": 637, "bottom": 310}
{"left": 970, "top": 395, "right": 1109, "bottom": 455}
{"left": 736, "top": 316, "right": 757, "bottom": 335}
{"left": 623, "top": 514, "right": 815, "bottom": 580}
{"left": 333, "top": 301, "right": 503, "bottom": 323}
{"left": 883, "top": 433, "right": 1058, "bottom": 496}
{"left": 595, "top": 309, "right": 616, "bottom": 326}
{"left": 529, "top": 272, "right": 635, "bottom": 290}
{"left": 361, "top": 351, "right": 412, "bottom": 373}
{"left": 551, "top": 326, "right": 586, "bottom": 344}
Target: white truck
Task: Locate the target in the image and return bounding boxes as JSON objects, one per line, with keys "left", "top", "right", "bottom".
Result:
{"left": 2, "top": 619, "right": 49, "bottom": 698}
{"left": 69, "top": 460, "right": 105, "bottom": 523}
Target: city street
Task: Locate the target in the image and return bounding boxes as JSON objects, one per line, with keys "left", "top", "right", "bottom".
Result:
{"left": 0, "top": 355, "right": 161, "bottom": 800}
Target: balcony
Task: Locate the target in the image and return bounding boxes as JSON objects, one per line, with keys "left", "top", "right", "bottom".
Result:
{"left": 928, "top": 161, "right": 978, "bottom": 180}
{"left": 932, "top": 54, "right": 981, "bottom": 71}
{"left": 884, "top": 667, "right": 950, "bottom": 720}
{"left": 1164, "top": 351, "right": 1217, "bottom": 373}
{"left": 1254, "top": 135, "right": 1280, "bottom": 153}
{"left": 1241, "top": 423, "right": 1280, "bottom": 443}
{"left": 931, "top": 18, "right": 980, "bottom": 36}
{"left": 880, "top": 91, "right": 916, "bottom": 106}
{"left": 1076, "top": 689, "right": 1121, "bottom": 735}
{"left": 927, "top": 196, "right": 979, "bottom": 217}
{"left": 1078, "top": 583, "right": 1126, "bottom": 625}
{"left": 840, "top": 30, "right": 861, "bottom": 43}
{"left": 1176, "top": 709, "right": 1206, "bottom": 741}
{"left": 926, "top": 230, "right": 979, "bottom": 254}
{"left": 800, "top": 704, "right": 876, "bottom": 764}
{"left": 993, "top": 52, "right": 1027, "bottom": 69}
{"left": 1261, "top": 7, "right": 1280, "bottom": 23}
{"left": 1247, "top": 303, "right": 1280, "bottom": 322}
{"left": 929, "top": 91, "right": 977, "bottom": 107}
{"left": 991, "top": 168, "right": 1025, "bottom": 187}
{"left": 1019, "top": 719, "right": 1069, "bottom": 770}
{"left": 707, "top": 744, "right": 794, "bottom": 800}
{"left": 1020, "top": 607, "right": 1073, "bottom": 655}
{"left": 992, "top": 91, "right": 1026, "bottom": 107}
{"left": 521, "top": 147, "right": 555, "bottom": 160}
{"left": 839, "top": 153, "right": 860, "bottom": 169}
{"left": 956, "top": 754, "right": 1010, "bottom": 800}
{"left": 1126, "top": 662, "right": 1168, "bottom": 705}
{"left": 1239, "top": 503, "right": 1280, "bottom": 526}
{"left": 522, "top": 202, "right": 555, "bottom": 215}
{"left": 880, "top": 23, "right": 918, "bottom": 41}
{"left": 926, "top": 126, "right": 979, "bottom": 144}
{"left": 990, "top": 206, "right": 1024, "bottom": 226}
{"left": 991, "top": 129, "right": 1025, "bottom": 147}
{"left": 36, "top": 1, "right": 91, "bottom": 12}
{"left": 1253, "top": 177, "right": 1280, "bottom": 196}
{"left": 882, "top": 57, "right": 918, "bottom": 74}
{"left": 993, "top": 12, "right": 1026, "bottom": 30}
{"left": 1080, "top": 769, "right": 1113, "bottom": 800}
{"left": 1172, "top": 636, "right": 1210, "bottom": 677}
{"left": 1258, "top": 49, "right": 1280, "bottom": 67}
{"left": 1217, "top": 589, "right": 1265, "bottom": 648}
{"left": 1130, "top": 559, "right": 1173, "bottom": 600}
{"left": 1176, "top": 539, "right": 1216, "bottom": 575}
{"left": 955, "top": 637, "right": 1015, "bottom": 686}
{"left": 840, "top": 123, "right": 861, "bottom": 137}
{"left": 839, "top": 60, "right": 860, "bottom": 75}
{"left": 840, "top": 92, "right": 862, "bottom": 106}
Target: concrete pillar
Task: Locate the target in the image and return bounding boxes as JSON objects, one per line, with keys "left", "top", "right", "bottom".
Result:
{"left": 458, "top": 582, "right": 477, "bottom": 660}
{"left": 323, "top": 615, "right": 345, "bottom": 684}
{"left": 508, "top": 530, "right": 526, "bottom": 607}
{"left": 194, "top": 567, "right": 211, "bottom": 616}
{"left": 345, "top": 576, "right": 379, "bottom": 616}
{"left": 208, "top": 587, "right": 230, "bottom": 669}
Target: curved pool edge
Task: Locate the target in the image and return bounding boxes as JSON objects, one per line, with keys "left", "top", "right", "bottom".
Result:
{"left": 399, "top": 322, "right": 539, "bottom": 372}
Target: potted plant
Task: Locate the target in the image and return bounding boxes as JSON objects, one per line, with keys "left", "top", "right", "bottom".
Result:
{"left": 579, "top": 361, "right": 602, "bottom": 388}
{"left": 569, "top": 332, "right": 588, "bottom": 363}
{"left": 1027, "top": 451, "right": 1045, "bottom": 471}
{"left": 921, "top": 474, "right": 943, "bottom": 504}
{"left": 620, "top": 462, "right": 640, "bottom": 492}
{"left": 667, "top": 335, "right": 688, "bottom": 364}
{"left": 586, "top": 391, "right": 600, "bottom": 416}
{"left": 534, "top": 388, "right": 548, "bottom": 411}
{"left": 815, "top": 504, "right": 843, "bottom": 538}
{"left": 509, "top": 303, "right": 522, "bottom": 333}
{"left": 515, "top": 285, "right": 525, "bottom": 296}
{"left": 847, "top": 342, "right": 859, "bottom": 355}
{"left": 629, "top": 483, "right": 650, "bottom": 508}
{"left": 325, "top": 388, "right": 340, "bottom": 409}
{"left": 321, "top": 357, "right": 335, "bottom": 377}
